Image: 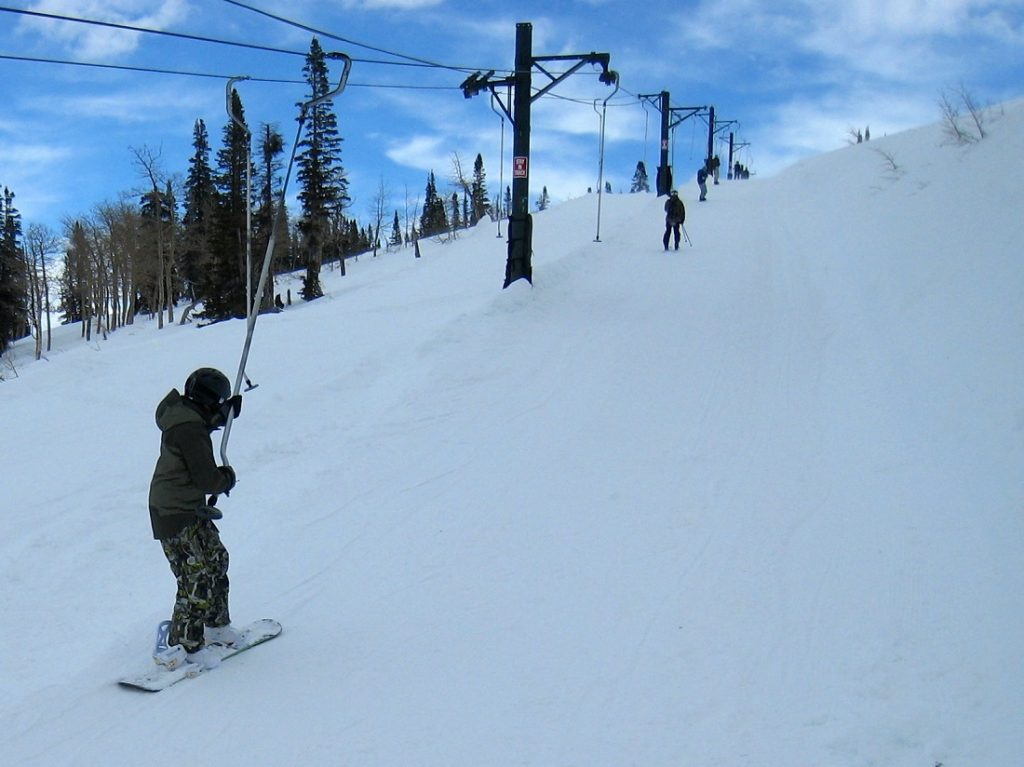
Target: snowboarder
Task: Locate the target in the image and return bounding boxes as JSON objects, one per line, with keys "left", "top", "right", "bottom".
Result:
{"left": 148, "top": 367, "right": 243, "bottom": 670}
{"left": 697, "top": 165, "right": 709, "bottom": 201}
{"left": 663, "top": 190, "right": 686, "bottom": 250}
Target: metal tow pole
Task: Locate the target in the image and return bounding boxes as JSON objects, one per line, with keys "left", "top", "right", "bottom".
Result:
{"left": 593, "top": 71, "right": 619, "bottom": 242}
{"left": 490, "top": 89, "right": 506, "bottom": 239}
{"left": 218, "top": 53, "right": 353, "bottom": 467}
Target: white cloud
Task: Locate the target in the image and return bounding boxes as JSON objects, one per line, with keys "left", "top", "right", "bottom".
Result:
{"left": 58, "top": 83, "right": 211, "bottom": 123}
{"left": 18, "top": 0, "right": 188, "bottom": 60}
{"left": 341, "top": 0, "right": 444, "bottom": 8}
{"left": 750, "top": 88, "right": 940, "bottom": 176}
{"left": 4, "top": 142, "right": 74, "bottom": 167}
{"left": 674, "top": 0, "right": 1024, "bottom": 87}
{"left": 384, "top": 134, "right": 451, "bottom": 173}
{"left": 0, "top": 141, "right": 76, "bottom": 223}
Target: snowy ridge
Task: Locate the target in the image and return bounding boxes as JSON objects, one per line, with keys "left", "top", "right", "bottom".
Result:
{"left": 2, "top": 102, "right": 1022, "bottom": 766}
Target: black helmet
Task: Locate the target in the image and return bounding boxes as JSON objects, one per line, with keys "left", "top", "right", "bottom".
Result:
{"left": 184, "top": 368, "right": 231, "bottom": 410}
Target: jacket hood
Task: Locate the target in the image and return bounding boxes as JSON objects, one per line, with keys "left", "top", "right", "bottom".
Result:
{"left": 155, "top": 389, "right": 211, "bottom": 432}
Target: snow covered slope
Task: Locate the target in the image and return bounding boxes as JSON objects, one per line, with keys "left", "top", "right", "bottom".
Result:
{"left": 2, "top": 100, "right": 1022, "bottom": 766}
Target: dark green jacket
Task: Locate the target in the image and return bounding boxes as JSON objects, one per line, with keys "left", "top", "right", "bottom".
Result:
{"left": 148, "top": 390, "right": 233, "bottom": 540}
{"left": 664, "top": 195, "right": 686, "bottom": 225}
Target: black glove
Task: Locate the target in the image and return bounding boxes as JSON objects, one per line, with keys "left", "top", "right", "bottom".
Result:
{"left": 209, "top": 395, "right": 242, "bottom": 429}
{"left": 219, "top": 465, "right": 237, "bottom": 495}
{"left": 218, "top": 395, "right": 242, "bottom": 423}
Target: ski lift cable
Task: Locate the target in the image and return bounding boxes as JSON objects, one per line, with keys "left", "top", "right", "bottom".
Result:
{"left": 0, "top": 53, "right": 459, "bottom": 90}
{"left": 0, "top": 4, "right": 498, "bottom": 72}
{"left": 220, "top": 0, "right": 480, "bottom": 73}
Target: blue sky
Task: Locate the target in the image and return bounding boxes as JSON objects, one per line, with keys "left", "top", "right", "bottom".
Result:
{"left": 1, "top": 0, "right": 1022, "bottom": 233}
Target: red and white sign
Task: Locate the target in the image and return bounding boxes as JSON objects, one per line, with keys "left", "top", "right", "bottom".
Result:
{"left": 513, "top": 156, "right": 529, "bottom": 178}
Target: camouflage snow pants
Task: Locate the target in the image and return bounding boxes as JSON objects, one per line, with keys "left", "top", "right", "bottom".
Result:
{"left": 160, "top": 519, "right": 231, "bottom": 652}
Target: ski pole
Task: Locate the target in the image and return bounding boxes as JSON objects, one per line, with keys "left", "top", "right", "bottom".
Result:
{"left": 219, "top": 53, "right": 353, "bottom": 468}
{"left": 682, "top": 224, "right": 692, "bottom": 247}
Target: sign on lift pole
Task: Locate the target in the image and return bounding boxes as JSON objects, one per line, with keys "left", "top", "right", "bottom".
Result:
{"left": 460, "top": 22, "right": 616, "bottom": 288}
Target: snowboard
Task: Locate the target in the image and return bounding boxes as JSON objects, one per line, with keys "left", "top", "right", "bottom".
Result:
{"left": 118, "top": 618, "right": 282, "bottom": 692}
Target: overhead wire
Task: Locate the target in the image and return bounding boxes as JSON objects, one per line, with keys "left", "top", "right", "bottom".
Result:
{"left": 1, "top": 3, "right": 632, "bottom": 92}
{"left": 219, "top": 0, "right": 486, "bottom": 73}
{"left": 0, "top": 5, "right": 303, "bottom": 59}
{"left": 0, "top": 53, "right": 461, "bottom": 89}
{"left": 0, "top": 4, "right": 502, "bottom": 72}
{"left": 2, "top": 3, "right": 717, "bottom": 152}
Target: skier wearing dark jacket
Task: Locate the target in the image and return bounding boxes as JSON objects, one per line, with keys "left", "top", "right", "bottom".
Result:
{"left": 663, "top": 190, "right": 686, "bottom": 250}
{"left": 697, "top": 165, "right": 709, "bottom": 201}
{"left": 149, "top": 368, "right": 243, "bottom": 669}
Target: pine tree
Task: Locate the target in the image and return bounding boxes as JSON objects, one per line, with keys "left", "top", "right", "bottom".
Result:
{"left": 450, "top": 192, "right": 461, "bottom": 230}
{"left": 206, "top": 93, "right": 252, "bottom": 321}
{"left": 296, "top": 37, "right": 349, "bottom": 300}
{"left": 630, "top": 161, "right": 650, "bottom": 193}
{"left": 57, "top": 223, "right": 84, "bottom": 325}
{"left": 389, "top": 210, "right": 402, "bottom": 247}
{"left": 62, "top": 221, "right": 92, "bottom": 335}
{"left": 420, "top": 172, "right": 436, "bottom": 235}
{"left": 470, "top": 153, "right": 490, "bottom": 224}
{"left": 254, "top": 123, "right": 287, "bottom": 311}
{"left": 139, "top": 186, "right": 176, "bottom": 321}
{"left": 181, "top": 119, "right": 217, "bottom": 306}
{"left": 0, "top": 187, "right": 28, "bottom": 351}
{"left": 419, "top": 171, "right": 448, "bottom": 236}
{"left": 536, "top": 186, "right": 550, "bottom": 211}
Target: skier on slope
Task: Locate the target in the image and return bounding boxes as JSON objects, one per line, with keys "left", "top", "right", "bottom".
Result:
{"left": 148, "top": 367, "right": 243, "bottom": 671}
{"left": 663, "top": 190, "right": 686, "bottom": 250}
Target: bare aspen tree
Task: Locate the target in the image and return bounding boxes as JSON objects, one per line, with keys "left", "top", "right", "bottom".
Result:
{"left": 97, "top": 200, "right": 135, "bottom": 329}
{"left": 403, "top": 185, "right": 420, "bottom": 246}
{"left": 939, "top": 85, "right": 989, "bottom": 145}
{"left": 132, "top": 146, "right": 169, "bottom": 328}
{"left": 449, "top": 152, "right": 473, "bottom": 230}
{"left": 89, "top": 219, "right": 114, "bottom": 340}
{"left": 24, "top": 223, "right": 59, "bottom": 359}
{"left": 95, "top": 205, "right": 121, "bottom": 330}
{"left": 163, "top": 180, "right": 177, "bottom": 324}
{"left": 65, "top": 220, "right": 93, "bottom": 341}
{"left": 369, "top": 176, "right": 389, "bottom": 257}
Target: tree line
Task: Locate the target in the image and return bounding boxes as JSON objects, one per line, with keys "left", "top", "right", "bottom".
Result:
{"left": 1, "top": 37, "right": 499, "bottom": 361}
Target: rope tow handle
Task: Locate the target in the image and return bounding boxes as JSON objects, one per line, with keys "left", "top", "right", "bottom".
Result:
{"left": 592, "top": 71, "right": 620, "bottom": 242}
{"left": 219, "top": 52, "right": 353, "bottom": 468}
